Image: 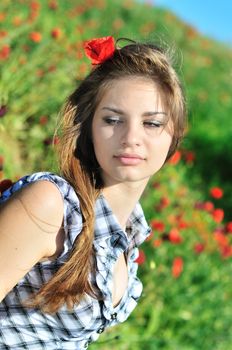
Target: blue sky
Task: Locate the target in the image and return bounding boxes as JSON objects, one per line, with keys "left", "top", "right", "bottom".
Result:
{"left": 142, "top": 0, "right": 232, "bottom": 46}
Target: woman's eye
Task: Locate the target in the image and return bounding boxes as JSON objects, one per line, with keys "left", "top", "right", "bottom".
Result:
{"left": 144, "top": 120, "right": 163, "bottom": 128}
{"left": 103, "top": 117, "right": 122, "bottom": 125}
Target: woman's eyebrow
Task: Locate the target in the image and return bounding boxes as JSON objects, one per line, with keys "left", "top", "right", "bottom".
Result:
{"left": 101, "top": 107, "right": 167, "bottom": 116}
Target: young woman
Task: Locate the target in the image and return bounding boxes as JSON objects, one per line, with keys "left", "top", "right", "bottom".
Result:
{"left": 0, "top": 36, "right": 186, "bottom": 349}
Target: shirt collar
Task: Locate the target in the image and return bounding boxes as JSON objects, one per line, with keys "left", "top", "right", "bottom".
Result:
{"left": 94, "top": 193, "right": 151, "bottom": 247}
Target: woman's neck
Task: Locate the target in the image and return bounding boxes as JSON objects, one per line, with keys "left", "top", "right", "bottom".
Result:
{"left": 102, "top": 181, "right": 148, "bottom": 229}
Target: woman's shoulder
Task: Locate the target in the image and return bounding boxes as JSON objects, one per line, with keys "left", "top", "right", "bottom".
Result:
{"left": 0, "top": 171, "right": 82, "bottom": 228}
{"left": 0, "top": 172, "right": 69, "bottom": 230}
{"left": 0, "top": 171, "right": 83, "bottom": 258}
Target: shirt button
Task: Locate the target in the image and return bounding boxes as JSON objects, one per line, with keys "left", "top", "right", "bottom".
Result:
{"left": 97, "top": 326, "right": 105, "bottom": 334}
{"left": 111, "top": 312, "right": 117, "bottom": 320}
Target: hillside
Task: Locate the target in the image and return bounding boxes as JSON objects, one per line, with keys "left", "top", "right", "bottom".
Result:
{"left": 1, "top": 1, "right": 232, "bottom": 349}
{"left": 0, "top": 0, "right": 231, "bottom": 215}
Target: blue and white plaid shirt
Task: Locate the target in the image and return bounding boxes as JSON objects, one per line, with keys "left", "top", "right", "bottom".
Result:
{"left": 0, "top": 172, "right": 151, "bottom": 349}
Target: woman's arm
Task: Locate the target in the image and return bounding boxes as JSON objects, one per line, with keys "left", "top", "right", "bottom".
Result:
{"left": 0, "top": 180, "right": 64, "bottom": 301}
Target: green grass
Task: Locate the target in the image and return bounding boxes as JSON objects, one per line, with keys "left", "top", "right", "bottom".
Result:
{"left": 1, "top": 0, "right": 232, "bottom": 348}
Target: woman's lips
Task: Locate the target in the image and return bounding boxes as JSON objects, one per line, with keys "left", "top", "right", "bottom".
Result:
{"left": 114, "top": 154, "right": 145, "bottom": 165}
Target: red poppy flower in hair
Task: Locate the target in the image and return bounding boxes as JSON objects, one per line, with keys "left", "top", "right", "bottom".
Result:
{"left": 83, "top": 36, "right": 115, "bottom": 65}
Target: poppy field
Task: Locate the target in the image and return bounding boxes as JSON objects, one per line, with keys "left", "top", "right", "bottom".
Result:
{"left": 1, "top": 1, "right": 232, "bottom": 349}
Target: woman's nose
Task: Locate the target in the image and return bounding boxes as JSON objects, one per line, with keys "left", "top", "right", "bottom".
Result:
{"left": 120, "top": 122, "right": 141, "bottom": 147}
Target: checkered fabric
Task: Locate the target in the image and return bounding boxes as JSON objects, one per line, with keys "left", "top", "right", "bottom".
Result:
{"left": 0, "top": 172, "right": 151, "bottom": 349}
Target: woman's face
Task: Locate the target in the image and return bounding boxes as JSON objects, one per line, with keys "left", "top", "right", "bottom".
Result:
{"left": 91, "top": 77, "right": 173, "bottom": 188}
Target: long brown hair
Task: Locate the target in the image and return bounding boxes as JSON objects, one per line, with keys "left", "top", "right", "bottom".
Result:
{"left": 29, "top": 38, "right": 187, "bottom": 313}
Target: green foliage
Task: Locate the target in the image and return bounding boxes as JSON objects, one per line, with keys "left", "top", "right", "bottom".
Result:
{"left": 1, "top": 0, "right": 232, "bottom": 349}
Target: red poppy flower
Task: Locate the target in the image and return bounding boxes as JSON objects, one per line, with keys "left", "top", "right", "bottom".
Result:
{"left": 204, "top": 201, "right": 214, "bottom": 212}
{"left": 172, "top": 257, "right": 183, "bottom": 278}
{"left": 84, "top": 36, "right": 115, "bottom": 65}
{"left": 184, "top": 151, "right": 195, "bottom": 164}
{"left": 153, "top": 239, "right": 162, "bottom": 248}
{"left": 0, "top": 12, "right": 6, "bottom": 22}
{"left": 48, "top": 65, "right": 56, "bottom": 72}
{"left": 175, "top": 214, "right": 188, "bottom": 229}
{"left": 194, "top": 243, "right": 205, "bottom": 254}
{"left": 151, "top": 181, "right": 160, "bottom": 189}
{"left": 12, "top": 16, "right": 22, "bottom": 26}
{"left": 225, "top": 222, "right": 232, "bottom": 234}
{"left": 48, "top": 0, "right": 58, "bottom": 10}
{"left": 214, "top": 232, "right": 228, "bottom": 247}
{"left": 51, "top": 28, "right": 62, "bottom": 39}
{"left": 29, "top": 31, "right": 42, "bottom": 43}
{"left": 212, "top": 209, "right": 224, "bottom": 223}
{"left": 39, "top": 116, "right": 48, "bottom": 125}
{"left": 30, "top": 1, "right": 40, "bottom": 11}
{"left": 0, "top": 45, "right": 10, "bottom": 60}
{"left": 221, "top": 245, "right": 232, "bottom": 259}
{"left": 169, "top": 228, "right": 182, "bottom": 244}
{"left": 168, "top": 150, "right": 181, "bottom": 165}
{"left": 0, "top": 30, "right": 7, "bottom": 38}
{"left": 178, "top": 220, "right": 188, "bottom": 229}
{"left": 36, "top": 69, "right": 44, "bottom": 77}
{"left": 150, "top": 219, "right": 165, "bottom": 232}
{"left": 135, "top": 250, "right": 146, "bottom": 265}
{"left": 159, "top": 196, "right": 170, "bottom": 209}
{"left": 210, "top": 187, "right": 224, "bottom": 199}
